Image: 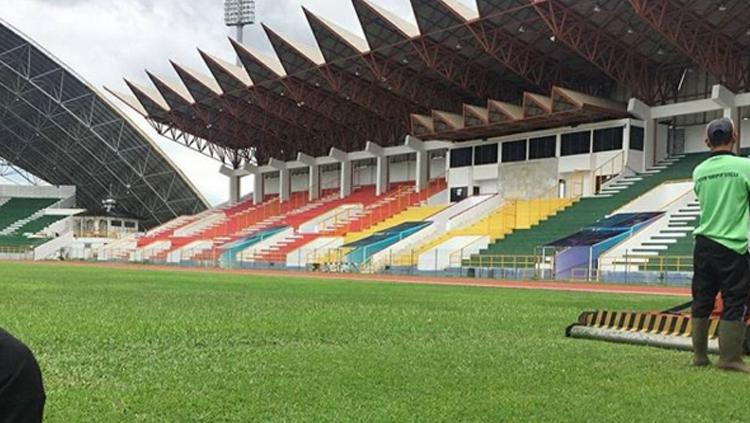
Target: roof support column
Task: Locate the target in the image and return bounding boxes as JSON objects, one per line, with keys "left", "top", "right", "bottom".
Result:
{"left": 298, "top": 153, "right": 320, "bottom": 201}
{"left": 365, "top": 142, "right": 388, "bottom": 196}
{"left": 713, "top": 85, "right": 741, "bottom": 154}
{"left": 241, "top": 164, "right": 264, "bottom": 205}
{"left": 220, "top": 165, "right": 251, "bottom": 205}
{"left": 628, "top": 98, "right": 655, "bottom": 172}
{"left": 331, "top": 148, "right": 351, "bottom": 199}
{"left": 269, "top": 158, "right": 290, "bottom": 202}
{"left": 406, "top": 135, "right": 428, "bottom": 193}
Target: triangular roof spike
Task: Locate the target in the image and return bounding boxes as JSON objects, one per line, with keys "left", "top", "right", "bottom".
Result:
{"left": 432, "top": 110, "right": 465, "bottom": 131}
{"left": 358, "top": 0, "right": 420, "bottom": 38}
{"left": 551, "top": 86, "right": 627, "bottom": 113}
{"left": 230, "top": 37, "right": 287, "bottom": 78}
{"left": 487, "top": 99, "right": 523, "bottom": 122}
{"left": 170, "top": 61, "right": 222, "bottom": 96}
{"left": 440, "top": 0, "right": 479, "bottom": 20}
{"left": 146, "top": 70, "right": 195, "bottom": 105}
{"left": 303, "top": 7, "right": 370, "bottom": 54}
{"left": 262, "top": 23, "right": 326, "bottom": 66}
{"left": 198, "top": 49, "right": 253, "bottom": 87}
{"left": 410, "top": 113, "right": 434, "bottom": 136}
{"left": 104, "top": 87, "right": 148, "bottom": 116}
{"left": 463, "top": 104, "right": 489, "bottom": 127}
{"left": 123, "top": 78, "right": 170, "bottom": 112}
{"left": 523, "top": 93, "right": 553, "bottom": 117}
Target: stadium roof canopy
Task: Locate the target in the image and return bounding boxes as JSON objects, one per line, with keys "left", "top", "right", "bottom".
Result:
{"left": 0, "top": 20, "right": 208, "bottom": 227}
{"left": 119, "top": 0, "right": 750, "bottom": 164}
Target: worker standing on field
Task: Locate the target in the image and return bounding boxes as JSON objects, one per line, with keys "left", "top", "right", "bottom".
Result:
{"left": 691, "top": 117, "right": 750, "bottom": 372}
{"left": 0, "top": 328, "right": 45, "bottom": 422}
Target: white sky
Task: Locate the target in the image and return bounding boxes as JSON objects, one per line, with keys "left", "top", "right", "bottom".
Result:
{"left": 2, "top": 0, "right": 474, "bottom": 205}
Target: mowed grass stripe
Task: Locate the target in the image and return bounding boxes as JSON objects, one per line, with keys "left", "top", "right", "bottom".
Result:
{"left": 0, "top": 262, "right": 746, "bottom": 422}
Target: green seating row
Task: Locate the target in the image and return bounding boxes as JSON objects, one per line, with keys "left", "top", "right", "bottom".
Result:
{"left": 0, "top": 198, "right": 58, "bottom": 231}
{"left": 14, "top": 215, "right": 65, "bottom": 235}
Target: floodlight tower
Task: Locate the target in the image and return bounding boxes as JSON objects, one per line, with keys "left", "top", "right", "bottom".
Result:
{"left": 225, "top": 0, "right": 255, "bottom": 65}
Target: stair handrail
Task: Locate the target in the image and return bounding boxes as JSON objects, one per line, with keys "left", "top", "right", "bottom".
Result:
{"left": 593, "top": 151, "right": 626, "bottom": 194}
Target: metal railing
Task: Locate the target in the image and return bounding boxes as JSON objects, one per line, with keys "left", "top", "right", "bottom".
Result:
{"left": 593, "top": 151, "right": 625, "bottom": 194}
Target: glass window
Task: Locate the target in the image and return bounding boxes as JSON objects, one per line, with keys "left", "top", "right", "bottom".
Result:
{"left": 474, "top": 143, "right": 498, "bottom": 165}
{"left": 502, "top": 140, "right": 527, "bottom": 163}
{"left": 593, "top": 127, "right": 624, "bottom": 152}
{"left": 529, "top": 136, "right": 556, "bottom": 159}
{"left": 449, "top": 147, "right": 473, "bottom": 168}
{"left": 630, "top": 126, "right": 645, "bottom": 151}
{"left": 561, "top": 131, "right": 591, "bottom": 156}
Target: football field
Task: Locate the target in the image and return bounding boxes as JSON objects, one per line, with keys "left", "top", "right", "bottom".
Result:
{"left": 1, "top": 262, "right": 747, "bottom": 422}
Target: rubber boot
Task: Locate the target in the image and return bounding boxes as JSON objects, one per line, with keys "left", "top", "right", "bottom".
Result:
{"left": 691, "top": 318, "right": 711, "bottom": 366}
{"left": 717, "top": 320, "right": 750, "bottom": 373}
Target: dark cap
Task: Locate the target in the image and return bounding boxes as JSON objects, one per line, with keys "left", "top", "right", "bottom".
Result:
{"left": 706, "top": 117, "right": 735, "bottom": 145}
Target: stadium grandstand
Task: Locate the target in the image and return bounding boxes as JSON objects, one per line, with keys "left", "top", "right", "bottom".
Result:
{"left": 0, "top": 19, "right": 207, "bottom": 259}
{"left": 7, "top": 1, "right": 750, "bottom": 283}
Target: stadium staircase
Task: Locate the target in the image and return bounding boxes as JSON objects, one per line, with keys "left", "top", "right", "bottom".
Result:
{"left": 342, "top": 221, "right": 433, "bottom": 267}
{"left": 148, "top": 192, "right": 316, "bottom": 262}
{"left": 322, "top": 178, "right": 447, "bottom": 236}
{"left": 13, "top": 215, "right": 65, "bottom": 235}
{"left": 0, "top": 198, "right": 62, "bottom": 250}
{"left": 244, "top": 183, "right": 432, "bottom": 264}
{"left": 400, "top": 198, "right": 574, "bottom": 269}
{"left": 637, "top": 201, "right": 700, "bottom": 271}
{"left": 0, "top": 198, "right": 58, "bottom": 234}
{"left": 308, "top": 204, "right": 446, "bottom": 267}
{"left": 468, "top": 152, "right": 709, "bottom": 266}
{"left": 242, "top": 179, "right": 447, "bottom": 265}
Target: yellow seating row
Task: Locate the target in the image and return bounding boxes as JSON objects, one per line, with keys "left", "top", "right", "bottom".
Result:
{"left": 391, "top": 198, "right": 575, "bottom": 266}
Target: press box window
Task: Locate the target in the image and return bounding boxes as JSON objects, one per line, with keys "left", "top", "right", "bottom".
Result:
{"left": 474, "top": 143, "right": 498, "bottom": 165}
{"left": 630, "top": 126, "right": 645, "bottom": 151}
{"left": 593, "top": 127, "right": 624, "bottom": 152}
{"left": 561, "top": 131, "right": 591, "bottom": 156}
{"left": 449, "top": 147, "right": 473, "bottom": 168}
{"left": 502, "top": 140, "right": 527, "bottom": 163}
{"left": 529, "top": 136, "right": 556, "bottom": 159}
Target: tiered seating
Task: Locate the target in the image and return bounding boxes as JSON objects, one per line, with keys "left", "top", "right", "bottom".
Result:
{"left": 0, "top": 235, "right": 49, "bottom": 249}
{"left": 247, "top": 179, "right": 447, "bottom": 264}
{"left": 14, "top": 215, "right": 65, "bottom": 235}
{"left": 470, "top": 153, "right": 710, "bottom": 265}
{"left": 344, "top": 205, "right": 446, "bottom": 244}
{"left": 397, "top": 197, "right": 574, "bottom": 268}
{"left": 188, "top": 193, "right": 337, "bottom": 263}
{"left": 246, "top": 187, "right": 381, "bottom": 263}
{"left": 141, "top": 193, "right": 310, "bottom": 262}
{"left": 322, "top": 178, "right": 447, "bottom": 236}
{"left": 308, "top": 205, "right": 446, "bottom": 267}
{"left": 343, "top": 221, "right": 432, "bottom": 266}
{"left": 0, "top": 198, "right": 58, "bottom": 232}
{"left": 640, "top": 213, "right": 699, "bottom": 271}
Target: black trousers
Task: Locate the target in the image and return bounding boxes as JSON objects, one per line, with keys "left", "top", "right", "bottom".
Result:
{"left": 0, "top": 329, "right": 45, "bottom": 423}
{"left": 692, "top": 235, "right": 750, "bottom": 321}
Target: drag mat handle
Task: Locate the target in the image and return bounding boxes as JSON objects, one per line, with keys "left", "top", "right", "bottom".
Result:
{"left": 662, "top": 301, "right": 692, "bottom": 314}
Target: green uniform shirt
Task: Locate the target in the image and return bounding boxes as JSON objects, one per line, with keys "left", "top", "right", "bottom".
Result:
{"left": 693, "top": 152, "right": 750, "bottom": 254}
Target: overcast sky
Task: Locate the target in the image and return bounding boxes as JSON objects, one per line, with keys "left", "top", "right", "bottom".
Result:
{"left": 2, "top": 0, "right": 474, "bottom": 205}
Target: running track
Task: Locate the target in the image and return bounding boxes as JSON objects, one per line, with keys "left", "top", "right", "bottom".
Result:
{"left": 23, "top": 261, "right": 691, "bottom": 298}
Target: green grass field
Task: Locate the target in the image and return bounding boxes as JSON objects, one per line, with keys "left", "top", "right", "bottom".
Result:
{"left": 1, "top": 262, "right": 748, "bottom": 422}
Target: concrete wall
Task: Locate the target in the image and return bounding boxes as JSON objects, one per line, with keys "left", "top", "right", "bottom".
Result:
{"left": 320, "top": 169, "right": 340, "bottom": 190}
{"left": 683, "top": 120, "right": 750, "bottom": 153}
{"left": 290, "top": 172, "right": 308, "bottom": 193}
{"left": 264, "top": 175, "right": 280, "bottom": 195}
{"left": 0, "top": 185, "right": 75, "bottom": 201}
{"left": 498, "top": 158, "right": 559, "bottom": 199}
